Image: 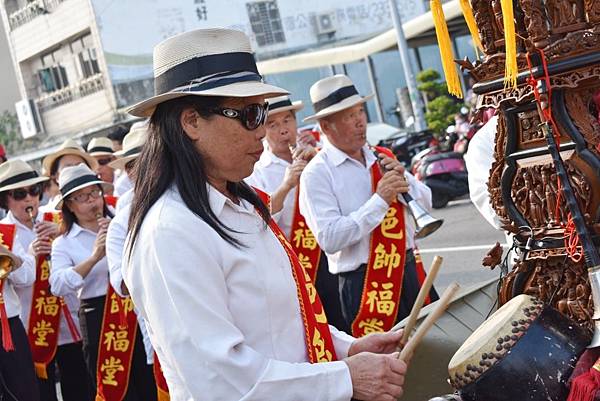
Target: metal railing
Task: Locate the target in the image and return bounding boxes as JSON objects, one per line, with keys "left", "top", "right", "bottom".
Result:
{"left": 36, "top": 73, "right": 105, "bottom": 112}
{"left": 8, "top": 0, "right": 65, "bottom": 30}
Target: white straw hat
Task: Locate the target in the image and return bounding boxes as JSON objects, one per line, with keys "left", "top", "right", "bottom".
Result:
{"left": 303, "top": 74, "right": 374, "bottom": 122}
{"left": 87, "top": 137, "right": 114, "bottom": 157}
{"left": 42, "top": 139, "right": 98, "bottom": 176}
{"left": 266, "top": 95, "right": 303, "bottom": 116}
{"left": 128, "top": 28, "right": 289, "bottom": 117}
{"left": 108, "top": 122, "right": 148, "bottom": 170}
{"left": 55, "top": 163, "right": 113, "bottom": 209}
{"left": 0, "top": 160, "right": 48, "bottom": 193}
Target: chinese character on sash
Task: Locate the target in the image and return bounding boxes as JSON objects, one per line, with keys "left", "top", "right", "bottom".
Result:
{"left": 365, "top": 282, "right": 396, "bottom": 316}
{"left": 100, "top": 356, "right": 125, "bottom": 386}
{"left": 33, "top": 320, "right": 55, "bottom": 346}
{"left": 312, "top": 328, "right": 333, "bottom": 362}
{"left": 373, "top": 243, "right": 402, "bottom": 278}
{"left": 357, "top": 318, "right": 385, "bottom": 334}
{"left": 381, "top": 207, "right": 404, "bottom": 239}
{"left": 293, "top": 221, "right": 318, "bottom": 250}
{"left": 34, "top": 292, "right": 60, "bottom": 317}
{"left": 103, "top": 324, "right": 131, "bottom": 352}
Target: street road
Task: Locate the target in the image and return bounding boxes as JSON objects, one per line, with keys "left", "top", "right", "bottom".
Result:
{"left": 415, "top": 197, "right": 508, "bottom": 294}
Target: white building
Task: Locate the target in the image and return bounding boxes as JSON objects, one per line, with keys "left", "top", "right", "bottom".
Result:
{"left": 0, "top": 0, "right": 428, "bottom": 148}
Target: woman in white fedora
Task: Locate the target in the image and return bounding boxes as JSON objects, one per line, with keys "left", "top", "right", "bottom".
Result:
{"left": 40, "top": 139, "right": 98, "bottom": 213}
{"left": 0, "top": 160, "right": 91, "bottom": 401}
{"left": 49, "top": 164, "right": 111, "bottom": 398}
{"left": 124, "top": 28, "right": 407, "bottom": 401}
{"left": 87, "top": 137, "right": 116, "bottom": 193}
{"left": 0, "top": 164, "right": 38, "bottom": 400}
{"left": 247, "top": 95, "right": 347, "bottom": 332}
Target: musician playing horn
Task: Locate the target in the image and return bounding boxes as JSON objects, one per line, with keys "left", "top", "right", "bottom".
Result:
{"left": 299, "top": 74, "right": 439, "bottom": 337}
{"left": 123, "top": 28, "right": 408, "bottom": 401}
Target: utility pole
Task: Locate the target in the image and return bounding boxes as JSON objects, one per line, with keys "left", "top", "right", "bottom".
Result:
{"left": 388, "top": 0, "right": 427, "bottom": 131}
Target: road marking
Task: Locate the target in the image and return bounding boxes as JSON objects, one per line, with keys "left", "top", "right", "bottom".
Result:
{"left": 419, "top": 243, "right": 510, "bottom": 254}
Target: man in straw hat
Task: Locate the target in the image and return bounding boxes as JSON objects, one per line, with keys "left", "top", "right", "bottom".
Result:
{"left": 39, "top": 139, "right": 98, "bottom": 214}
{"left": 299, "top": 74, "right": 439, "bottom": 339}
{"left": 0, "top": 160, "right": 90, "bottom": 401}
{"left": 87, "top": 137, "right": 116, "bottom": 194}
{"left": 124, "top": 28, "right": 407, "bottom": 401}
{"left": 247, "top": 94, "right": 347, "bottom": 332}
{"left": 0, "top": 162, "right": 39, "bottom": 399}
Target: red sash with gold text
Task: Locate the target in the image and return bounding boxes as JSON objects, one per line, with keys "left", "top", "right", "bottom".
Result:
{"left": 0, "top": 224, "right": 16, "bottom": 351}
{"left": 95, "top": 285, "right": 138, "bottom": 401}
{"left": 104, "top": 196, "right": 118, "bottom": 209}
{"left": 289, "top": 189, "right": 322, "bottom": 283}
{"left": 28, "top": 212, "right": 81, "bottom": 379}
{"left": 254, "top": 188, "right": 337, "bottom": 363}
{"left": 351, "top": 147, "right": 408, "bottom": 337}
{"left": 153, "top": 353, "right": 170, "bottom": 401}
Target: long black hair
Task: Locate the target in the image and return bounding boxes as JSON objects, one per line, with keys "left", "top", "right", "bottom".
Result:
{"left": 127, "top": 95, "right": 271, "bottom": 253}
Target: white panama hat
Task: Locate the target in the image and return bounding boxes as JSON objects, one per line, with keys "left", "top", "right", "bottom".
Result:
{"left": 0, "top": 160, "right": 48, "bottom": 193}
{"left": 303, "top": 74, "right": 374, "bottom": 122}
{"left": 108, "top": 122, "right": 148, "bottom": 170}
{"left": 87, "top": 137, "right": 114, "bottom": 157}
{"left": 55, "top": 163, "right": 113, "bottom": 209}
{"left": 42, "top": 139, "right": 98, "bottom": 176}
{"left": 266, "top": 95, "right": 304, "bottom": 116}
{"left": 128, "top": 28, "right": 289, "bottom": 117}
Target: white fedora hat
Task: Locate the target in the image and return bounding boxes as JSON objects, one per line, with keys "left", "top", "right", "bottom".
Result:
{"left": 267, "top": 95, "right": 303, "bottom": 116}
{"left": 108, "top": 122, "right": 148, "bottom": 170}
{"left": 55, "top": 163, "right": 113, "bottom": 209}
{"left": 42, "top": 139, "right": 98, "bottom": 176}
{"left": 0, "top": 160, "right": 48, "bottom": 193}
{"left": 87, "top": 137, "right": 114, "bottom": 157}
{"left": 303, "top": 74, "right": 374, "bottom": 122}
{"left": 128, "top": 28, "right": 289, "bottom": 118}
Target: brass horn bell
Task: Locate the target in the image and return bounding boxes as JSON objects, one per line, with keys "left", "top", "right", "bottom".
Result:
{"left": 0, "top": 254, "right": 14, "bottom": 281}
{"left": 405, "top": 194, "right": 444, "bottom": 239}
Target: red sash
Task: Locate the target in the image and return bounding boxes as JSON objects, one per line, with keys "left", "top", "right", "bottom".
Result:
{"left": 255, "top": 188, "right": 337, "bottom": 363}
{"left": 153, "top": 353, "right": 170, "bottom": 401}
{"left": 28, "top": 212, "right": 81, "bottom": 379}
{"left": 351, "top": 147, "right": 408, "bottom": 337}
{"left": 289, "top": 188, "right": 322, "bottom": 283}
{"left": 0, "top": 224, "right": 16, "bottom": 351}
{"left": 95, "top": 285, "right": 138, "bottom": 401}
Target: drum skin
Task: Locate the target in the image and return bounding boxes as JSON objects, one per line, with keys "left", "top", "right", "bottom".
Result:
{"left": 459, "top": 307, "right": 590, "bottom": 401}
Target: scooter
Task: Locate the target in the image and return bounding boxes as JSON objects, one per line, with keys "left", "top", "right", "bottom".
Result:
{"left": 411, "top": 131, "right": 469, "bottom": 209}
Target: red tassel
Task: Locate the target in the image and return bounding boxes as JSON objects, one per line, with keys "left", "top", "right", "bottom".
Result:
{"left": 0, "top": 286, "right": 14, "bottom": 352}
{"left": 568, "top": 357, "right": 600, "bottom": 401}
{"left": 60, "top": 299, "right": 81, "bottom": 343}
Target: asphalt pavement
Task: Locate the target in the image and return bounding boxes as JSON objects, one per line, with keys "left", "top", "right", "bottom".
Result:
{"left": 415, "top": 197, "right": 508, "bottom": 294}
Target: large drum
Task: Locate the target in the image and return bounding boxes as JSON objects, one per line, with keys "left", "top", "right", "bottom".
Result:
{"left": 448, "top": 295, "right": 590, "bottom": 401}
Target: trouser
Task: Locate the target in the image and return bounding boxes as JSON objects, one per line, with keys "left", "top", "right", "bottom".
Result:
{"left": 314, "top": 253, "right": 349, "bottom": 333}
{"left": 339, "top": 249, "right": 440, "bottom": 330}
{"left": 79, "top": 296, "right": 158, "bottom": 401}
{"left": 0, "top": 316, "right": 40, "bottom": 401}
{"left": 38, "top": 341, "right": 92, "bottom": 401}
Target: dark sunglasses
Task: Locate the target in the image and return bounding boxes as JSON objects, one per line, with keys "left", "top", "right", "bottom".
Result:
{"left": 97, "top": 158, "right": 113, "bottom": 166}
{"left": 207, "top": 102, "right": 269, "bottom": 131}
{"left": 8, "top": 184, "right": 42, "bottom": 201}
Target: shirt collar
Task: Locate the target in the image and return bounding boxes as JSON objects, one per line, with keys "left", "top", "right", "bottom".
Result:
{"left": 259, "top": 149, "right": 290, "bottom": 168}
{"left": 324, "top": 142, "right": 377, "bottom": 168}
{"left": 207, "top": 185, "right": 254, "bottom": 217}
{"left": 66, "top": 222, "right": 97, "bottom": 238}
{"left": 6, "top": 211, "right": 36, "bottom": 232}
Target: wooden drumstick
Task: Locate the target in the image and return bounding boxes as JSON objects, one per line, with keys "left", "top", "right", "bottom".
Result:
{"left": 398, "top": 255, "right": 444, "bottom": 349}
{"left": 398, "top": 282, "right": 460, "bottom": 362}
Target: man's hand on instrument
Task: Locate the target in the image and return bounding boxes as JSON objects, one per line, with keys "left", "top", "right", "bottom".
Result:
{"left": 344, "top": 352, "right": 407, "bottom": 401}
{"left": 348, "top": 330, "right": 404, "bottom": 356}
{"left": 378, "top": 155, "right": 405, "bottom": 175}
{"left": 292, "top": 144, "right": 317, "bottom": 161}
{"left": 376, "top": 171, "right": 409, "bottom": 204}
{"left": 282, "top": 159, "right": 308, "bottom": 190}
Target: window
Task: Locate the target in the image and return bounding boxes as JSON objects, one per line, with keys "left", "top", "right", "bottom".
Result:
{"left": 246, "top": 1, "right": 285, "bottom": 47}
{"left": 38, "top": 65, "right": 69, "bottom": 92}
{"left": 78, "top": 48, "right": 100, "bottom": 78}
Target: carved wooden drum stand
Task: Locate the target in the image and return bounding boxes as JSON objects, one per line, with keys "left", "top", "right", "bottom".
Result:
{"left": 464, "top": 0, "right": 600, "bottom": 333}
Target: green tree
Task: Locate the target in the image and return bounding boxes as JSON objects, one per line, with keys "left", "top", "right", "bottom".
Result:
{"left": 0, "top": 111, "right": 20, "bottom": 153}
{"left": 416, "top": 68, "right": 461, "bottom": 137}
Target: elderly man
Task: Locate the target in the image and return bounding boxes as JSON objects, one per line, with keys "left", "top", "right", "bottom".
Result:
{"left": 299, "top": 75, "right": 439, "bottom": 337}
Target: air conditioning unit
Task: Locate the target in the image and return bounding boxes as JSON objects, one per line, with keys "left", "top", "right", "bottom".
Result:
{"left": 315, "top": 12, "right": 336, "bottom": 35}
{"left": 15, "top": 99, "right": 44, "bottom": 139}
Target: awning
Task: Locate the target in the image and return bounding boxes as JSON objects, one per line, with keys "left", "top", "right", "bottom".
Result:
{"left": 257, "top": 0, "right": 463, "bottom": 75}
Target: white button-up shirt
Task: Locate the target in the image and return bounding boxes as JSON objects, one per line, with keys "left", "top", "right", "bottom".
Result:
{"left": 114, "top": 173, "right": 133, "bottom": 197}
{"left": 124, "top": 185, "right": 354, "bottom": 401}
{"left": 50, "top": 224, "right": 109, "bottom": 300}
{"left": 299, "top": 143, "right": 432, "bottom": 274}
{"left": 2, "top": 212, "right": 80, "bottom": 345}
{"left": 246, "top": 150, "right": 296, "bottom": 238}
{"left": 106, "top": 189, "right": 154, "bottom": 364}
